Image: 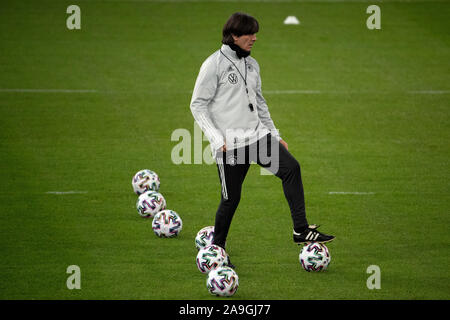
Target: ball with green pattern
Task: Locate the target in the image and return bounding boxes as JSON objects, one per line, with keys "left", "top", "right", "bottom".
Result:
{"left": 299, "top": 242, "right": 331, "bottom": 272}
{"left": 195, "top": 226, "right": 215, "bottom": 250}
{"left": 132, "top": 169, "right": 160, "bottom": 195}
{"left": 196, "top": 244, "right": 228, "bottom": 274}
{"left": 152, "top": 209, "right": 183, "bottom": 238}
{"left": 136, "top": 190, "right": 166, "bottom": 218}
{"left": 206, "top": 266, "right": 239, "bottom": 297}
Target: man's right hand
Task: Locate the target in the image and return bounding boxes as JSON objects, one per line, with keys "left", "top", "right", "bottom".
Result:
{"left": 219, "top": 144, "right": 227, "bottom": 152}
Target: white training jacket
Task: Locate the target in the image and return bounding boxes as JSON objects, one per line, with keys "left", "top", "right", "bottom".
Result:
{"left": 190, "top": 44, "right": 281, "bottom": 156}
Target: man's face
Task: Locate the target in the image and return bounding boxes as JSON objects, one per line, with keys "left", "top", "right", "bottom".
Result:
{"left": 233, "top": 33, "right": 257, "bottom": 52}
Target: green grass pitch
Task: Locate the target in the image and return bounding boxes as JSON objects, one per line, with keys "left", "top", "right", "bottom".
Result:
{"left": 0, "top": 0, "right": 449, "bottom": 300}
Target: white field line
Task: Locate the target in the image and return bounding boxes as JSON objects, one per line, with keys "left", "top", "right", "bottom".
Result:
{"left": 46, "top": 191, "right": 88, "bottom": 195}
{"left": 407, "top": 90, "right": 450, "bottom": 94}
{"left": 97, "top": 0, "right": 447, "bottom": 3}
{"left": 264, "top": 90, "right": 322, "bottom": 94}
{"left": 0, "top": 89, "right": 97, "bottom": 93}
{"left": 1, "top": 89, "right": 448, "bottom": 95}
{"left": 328, "top": 191, "right": 375, "bottom": 195}
{"left": 264, "top": 90, "right": 450, "bottom": 95}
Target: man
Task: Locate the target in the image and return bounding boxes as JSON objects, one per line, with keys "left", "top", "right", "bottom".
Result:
{"left": 190, "top": 12, "right": 335, "bottom": 267}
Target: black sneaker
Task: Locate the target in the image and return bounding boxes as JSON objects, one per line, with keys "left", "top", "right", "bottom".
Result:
{"left": 224, "top": 255, "right": 236, "bottom": 269}
{"left": 293, "top": 225, "right": 335, "bottom": 245}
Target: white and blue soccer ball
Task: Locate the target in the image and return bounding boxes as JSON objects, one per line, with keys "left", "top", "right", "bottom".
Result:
{"left": 132, "top": 169, "right": 160, "bottom": 195}
{"left": 206, "top": 266, "right": 239, "bottom": 297}
{"left": 195, "top": 226, "right": 215, "bottom": 250}
{"left": 152, "top": 209, "right": 183, "bottom": 238}
{"left": 196, "top": 244, "right": 228, "bottom": 274}
{"left": 299, "top": 242, "right": 331, "bottom": 272}
{"left": 136, "top": 190, "right": 166, "bottom": 218}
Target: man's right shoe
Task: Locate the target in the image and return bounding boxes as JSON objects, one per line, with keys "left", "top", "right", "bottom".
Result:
{"left": 225, "top": 255, "right": 236, "bottom": 269}
{"left": 293, "top": 225, "right": 335, "bottom": 245}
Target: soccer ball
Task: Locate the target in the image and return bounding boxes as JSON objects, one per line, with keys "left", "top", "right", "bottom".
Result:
{"left": 152, "top": 209, "right": 182, "bottom": 238}
{"left": 136, "top": 190, "right": 166, "bottom": 218}
{"left": 206, "top": 266, "right": 239, "bottom": 297}
{"left": 195, "top": 226, "right": 215, "bottom": 250}
{"left": 196, "top": 244, "right": 228, "bottom": 274}
{"left": 132, "top": 169, "right": 160, "bottom": 195}
{"left": 299, "top": 242, "right": 331, "bottom": 272}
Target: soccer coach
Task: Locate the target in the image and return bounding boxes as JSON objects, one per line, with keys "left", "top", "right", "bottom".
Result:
{"left": 190, "top": 12, "right": 334, "bottom": 266}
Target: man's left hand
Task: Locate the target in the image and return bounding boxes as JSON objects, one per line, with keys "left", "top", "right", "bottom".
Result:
{"left": 280, "top": 139, "right": 288, "bottom": 150}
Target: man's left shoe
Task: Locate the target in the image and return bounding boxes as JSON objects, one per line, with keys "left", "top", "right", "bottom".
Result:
{"left": 293, "top": 224, "right": 335, "bottom": 245}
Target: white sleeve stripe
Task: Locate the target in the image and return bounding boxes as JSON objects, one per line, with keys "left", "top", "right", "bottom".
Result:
{"left": 199, "top": 113, "right": 223, "bottom": 144}
{"left": 199, "top": 113, "right": 215, "bottom": 136}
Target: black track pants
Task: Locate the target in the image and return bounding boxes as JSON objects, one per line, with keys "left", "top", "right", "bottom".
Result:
{"left": 212, "top": 134, "right": 309, "bottom": 249}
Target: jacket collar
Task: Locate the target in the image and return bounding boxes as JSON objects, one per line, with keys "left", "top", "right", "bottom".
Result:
{"left": 220, "top": 44, "right": 240, "bottom": 61}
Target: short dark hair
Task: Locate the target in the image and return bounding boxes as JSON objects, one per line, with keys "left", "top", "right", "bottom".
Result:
{"left": 222, "top": 12, "right": 259, "bottom": 45}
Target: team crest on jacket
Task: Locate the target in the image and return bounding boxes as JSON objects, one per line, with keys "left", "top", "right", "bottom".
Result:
{"left": 227, "top": 154, "right": 237, "bottom": 166}
{"left": 228, "top": 73, "right": 238, "bottom": 84}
